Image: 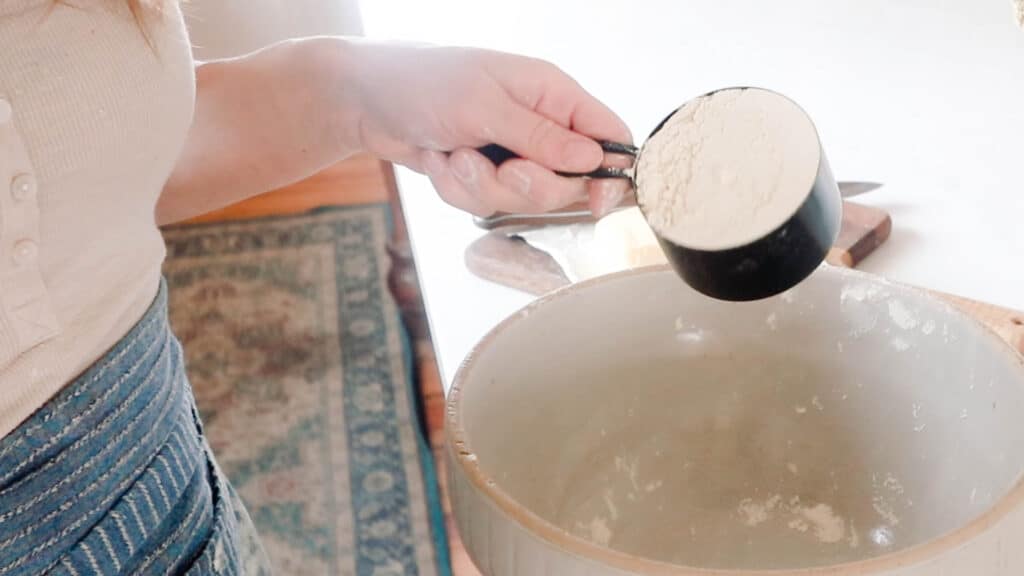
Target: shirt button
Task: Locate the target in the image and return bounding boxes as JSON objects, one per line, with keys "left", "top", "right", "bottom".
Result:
{"left": 0, "top": 98, "right": 11, "bottom": 124}
{"left": 11, "top": 174, "right": 36, "bottom": 202}
{"left": 13, "top": 240, "right": 38, "bottom": 265}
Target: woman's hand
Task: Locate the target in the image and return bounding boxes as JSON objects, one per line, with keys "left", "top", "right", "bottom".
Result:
{"left": 345, "top": 41, "right": 633, "bottom": 217}
{"left": 160, "top": 38, "right": 630, "bottom": 225}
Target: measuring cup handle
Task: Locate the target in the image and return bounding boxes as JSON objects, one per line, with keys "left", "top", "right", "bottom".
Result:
{"left": 475, "top": 142, "right": 636, "bottom": 180}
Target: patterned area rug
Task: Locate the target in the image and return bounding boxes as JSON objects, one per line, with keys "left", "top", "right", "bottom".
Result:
{"left": 162, "top": 205, "right": 449, "bottom": 575}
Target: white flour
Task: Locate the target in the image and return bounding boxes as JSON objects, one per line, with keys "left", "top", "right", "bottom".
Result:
{"left": 735, "top": 495, "right": 851, "bottom": 545}
{"left": 799, "top": 503, "right": 847, "bottom": 544}
{"left": 635, "top": 88, "right": 820, "bottom": 250}
{"left": 580, "top": 517, "right": 613, "bottom": 546}
{"left": 887, "top": 300, "right": 918, "bottom": 330}
{"left": 890, "top": 337, "right": 911, "bottom": 351}
{"left": 738, "top": 494, "right": 782, "bottom": 527}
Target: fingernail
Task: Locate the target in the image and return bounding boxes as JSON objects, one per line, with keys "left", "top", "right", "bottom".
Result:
{"left": 594, "top": 184, "right": 624, "bottom": 218}
{"left": 563, "top": 139, "right": 602, "bottom": 171}
{"left": 422, "top": 152, "right": 446, "bottom": 177}
{"left": 452, "top": 153, "right": 477, "bottom": 184}
{"left": 506, "top": 166, "right": 532, "bottom": 198}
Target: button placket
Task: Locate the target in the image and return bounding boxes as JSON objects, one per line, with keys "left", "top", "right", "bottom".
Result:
{"left": 0, "top": 95, "right": 61, "bottom": 358}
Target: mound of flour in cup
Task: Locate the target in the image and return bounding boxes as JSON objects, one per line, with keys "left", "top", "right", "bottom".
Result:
{"left": 635, "top": 88, "right": 821, "bottom": 251}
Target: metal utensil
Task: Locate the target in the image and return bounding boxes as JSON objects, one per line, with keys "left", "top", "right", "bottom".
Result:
{"left": 478, "top": 141, "right": 637, "bottom": 181}
{"left": 473, "top": 181, "right": 882, "bottom": 231}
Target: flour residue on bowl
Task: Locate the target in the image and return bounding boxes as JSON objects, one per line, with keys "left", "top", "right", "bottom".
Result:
{"left": 872, "top": 495, "right": 901, "bottom": 527}
{"left": 602, "top": 489, "right": 620, "bottom": 520}
{"left": 921, "top": 319, "right": 937, "bottom": 335}
{"left": 887, "top": 300, "right": 919, "bottom": 330}
{"left": 871, "top": 472, "right": 906, "bottom": 527}
{"left": 881, "top": 473, "right": 906, "bottom": 496}
{"left": 738, "top": 494, "right": 783, "bottom": 527}
{"left": 840, "top": 283, "right": 886, "bottom": 338}
{"left": 569, "top": 454, "right": 664, "bottom": 549}
{"left": 797, "top": 503, "right": 847, "bottom": 544}
{"left": 579, "top": 517, "right": 613, "bottom": 546}
{"left": 677, "top": 328, "right": 707, "bottom": 343}
{"left": 840, "top": 283, "right": 884, "bottom": 304}
{"left": 735, "top": 495, "right": 855, "bottom": 546}
{"left": 811, "top": 395, "right": 824, "bottom": 411}
{"left": 615, "top": 456, "right": 642, "bottom": 494}
{"left": 890, "top": 336, "right": 911, "bottom": 351}
{"left": 674, "top": 316, "right": 715, "bottom": 347}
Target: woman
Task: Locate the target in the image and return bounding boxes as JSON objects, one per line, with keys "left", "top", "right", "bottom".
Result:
{"left": 0, "top": 0, "right": 631, "bottom": 573}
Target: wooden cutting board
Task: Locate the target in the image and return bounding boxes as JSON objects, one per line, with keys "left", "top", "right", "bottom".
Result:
{"left": 465, "top": 232, "right": 1024, "bottom": 356}
{"left": 467, "top": 198, "right": 893, "bottom": 293}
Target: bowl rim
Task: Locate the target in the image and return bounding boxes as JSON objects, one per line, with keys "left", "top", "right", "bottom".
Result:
{"left": 446, "top": 264, "right": 1024, "bottom": 575}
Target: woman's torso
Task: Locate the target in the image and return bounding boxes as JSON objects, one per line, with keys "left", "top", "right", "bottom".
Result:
{"left": 0, "top": 0, "right": 194, "bottom": 438}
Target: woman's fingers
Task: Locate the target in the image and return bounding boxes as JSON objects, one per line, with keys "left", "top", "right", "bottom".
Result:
{"left": 420, "top": 150, "right": 492, "bottom": 216}
{"left": 494, "top": 158, "right": 588, "bottom": 213}
{"left": 587, "top": 150, "right": 635, "bottom": 217}
{"left": 587, "top": 178, "right": 632, "bottom": 218}
{"left": 421, "top": 148, "right": 590, "bottom": 215}
{"left": 484, "top": 96, "right": 604, "bottom": 174}
{"left": 527, "top": 63, "right": 633, "bottom": 145}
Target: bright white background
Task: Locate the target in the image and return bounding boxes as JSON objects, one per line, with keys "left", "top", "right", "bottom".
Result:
{"left": 359, "top": 0, "right": 1024, "bottom": 390}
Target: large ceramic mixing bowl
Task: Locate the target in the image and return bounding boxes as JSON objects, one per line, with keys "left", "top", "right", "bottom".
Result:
{"left": 446, "top": 265, "right": 1024, "bottom": 575}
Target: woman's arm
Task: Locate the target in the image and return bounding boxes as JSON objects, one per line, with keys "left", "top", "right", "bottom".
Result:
{"left": 157, "top": 38, "right": 361, "bottom": 224}
{"left": 157, "top": 37, "right": 632, "bottom": 225}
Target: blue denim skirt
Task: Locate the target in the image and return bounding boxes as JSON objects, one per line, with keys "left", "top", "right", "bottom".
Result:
{"left": 0, "top": 281, "right": 270, "bottom": 575}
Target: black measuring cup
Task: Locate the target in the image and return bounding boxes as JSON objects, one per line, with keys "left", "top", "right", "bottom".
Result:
{"left": 477, "top": 86, "right": 842, "bottom": 302}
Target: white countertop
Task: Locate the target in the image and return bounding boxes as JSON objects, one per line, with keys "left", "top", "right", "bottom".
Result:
{"left": 360, "top": 0, "right": 1024, "bottom": 392}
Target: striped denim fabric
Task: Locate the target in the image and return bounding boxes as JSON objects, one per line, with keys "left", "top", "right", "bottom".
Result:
{"left": 0, "top": 281, "right": 270, "bottom": 575}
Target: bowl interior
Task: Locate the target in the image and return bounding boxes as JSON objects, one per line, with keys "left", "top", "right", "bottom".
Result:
{"left": 455, "top": 267, "right": 1024, "bottom": 571}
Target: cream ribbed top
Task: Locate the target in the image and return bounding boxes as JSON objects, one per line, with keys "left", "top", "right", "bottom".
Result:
{"left": 0, "top": 1, "right": 194, "bottom": 438}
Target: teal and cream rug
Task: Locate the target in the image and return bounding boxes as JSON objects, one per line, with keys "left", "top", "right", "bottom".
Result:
{"left": 162, "top": 205, "right": 449, "bottom": 575}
